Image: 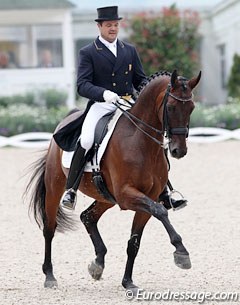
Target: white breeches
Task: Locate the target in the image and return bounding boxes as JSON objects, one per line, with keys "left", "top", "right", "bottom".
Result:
{"left": 80, "top": 102, "right": 117, "bottom": 152}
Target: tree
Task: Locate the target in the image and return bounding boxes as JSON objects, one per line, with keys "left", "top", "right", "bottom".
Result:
{"left": 227, "top": 53, "right": 240, "bottom": 98}
{"left": 128, "top": 5, "right": 200, "bottom": 77}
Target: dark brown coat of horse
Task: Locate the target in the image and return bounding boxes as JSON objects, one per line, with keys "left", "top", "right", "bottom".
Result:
{"left": 26, "top": 70, "right": 201, "bottom": 294}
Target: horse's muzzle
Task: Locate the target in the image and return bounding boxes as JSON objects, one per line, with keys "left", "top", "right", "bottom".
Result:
{"left": 169, "top": 144, "right": 187, "bottom": 159}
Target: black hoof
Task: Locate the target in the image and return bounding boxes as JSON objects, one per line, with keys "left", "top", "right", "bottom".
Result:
{"left": 174, "top": 252, "right": 191, "bottom": 269}
{"left": 125, "top": 284, "right": 140, "bottom": 299}
{"left": 88, "top": 260, "right": 104, "bottom": 280}
{"left": 44, "top": 279, "right": 58, "bottom": 288}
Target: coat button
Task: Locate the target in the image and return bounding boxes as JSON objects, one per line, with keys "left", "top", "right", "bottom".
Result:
{"left": 112, "top": 73, "right": 115, "bottom": 76}
{"left": 113, "top": 83, "right": 116, "bottom": 86}
{"left": 125, "top": 82, "right": 128, "bottom": 85}
{"left": 125, "top": 71, "right": 128, "bottom": 74}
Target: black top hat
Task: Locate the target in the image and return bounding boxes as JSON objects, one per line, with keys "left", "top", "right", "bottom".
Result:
{"left": 95, "top": 6, "right": 122, "bottom": 22}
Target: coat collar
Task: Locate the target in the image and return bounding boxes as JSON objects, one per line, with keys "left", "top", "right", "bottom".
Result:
{"left": 94, "top": 38, "right": 127, "bottom": 72}
{"left": 94, "top": 37, "right": 116, "bottom": 65}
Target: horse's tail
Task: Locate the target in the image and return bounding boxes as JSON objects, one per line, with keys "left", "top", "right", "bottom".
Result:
{"left": 25, "top": 151, "right": 47, "bottom": 230}
{"left": 25, "top": 149, "right": 77, "bottom": 232}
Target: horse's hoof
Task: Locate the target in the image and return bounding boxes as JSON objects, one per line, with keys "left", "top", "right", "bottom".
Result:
{"left": 44, "top": 279, "right": 58, "bottom": 288}
{"left": 174, "top": 252, "right": 191, "bottom": 269}
{"left": 88, "top": 260, "right": 104, "bottom": 280}
{"left": 125, "top": 284, "right": 140, "bottom": 299}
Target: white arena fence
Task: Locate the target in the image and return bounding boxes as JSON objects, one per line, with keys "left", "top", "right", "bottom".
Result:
{"left": 0, "top": 128, "right": 240, "bottom": 148}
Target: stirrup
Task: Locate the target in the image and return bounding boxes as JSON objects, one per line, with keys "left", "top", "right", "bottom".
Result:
{"left": 60, "top": 189, "right": 77, "bottom": 210}
{"left": 168, "top": 189, "right": 187, "bottom": 211}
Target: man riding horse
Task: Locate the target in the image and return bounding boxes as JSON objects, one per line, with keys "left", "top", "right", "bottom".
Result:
{"left": 57, "top": 6, "right": 187, "bottom": 211}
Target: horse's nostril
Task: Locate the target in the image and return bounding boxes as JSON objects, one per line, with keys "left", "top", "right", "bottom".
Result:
{"left": 171, "top": 148, "right": 186, "bottom": 158}
{"left": 172, "top": 148, "right": 178, "bottom": 157}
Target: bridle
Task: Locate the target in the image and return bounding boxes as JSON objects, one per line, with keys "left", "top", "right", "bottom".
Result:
{"left": 115, "top": 83, "right": 193, "bottom": 147}
{"left": 162, "top": 84, "right": 193, "bottom": 139}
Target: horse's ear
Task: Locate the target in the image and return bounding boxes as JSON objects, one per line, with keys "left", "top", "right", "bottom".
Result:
{"left": 171, "top": 69, "right": 178, "bottom": 88}
{"left": 189, "top": 71, "right": 201, "bottom": 90}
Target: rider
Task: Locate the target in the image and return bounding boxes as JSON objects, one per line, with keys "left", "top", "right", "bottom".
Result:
{"left": 60, "top": 6, "right": 187, "bottom": 211}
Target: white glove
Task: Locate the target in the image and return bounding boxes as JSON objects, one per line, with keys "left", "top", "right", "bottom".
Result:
{"left": 103, "top": 90, "right": 120, "bottom": 104}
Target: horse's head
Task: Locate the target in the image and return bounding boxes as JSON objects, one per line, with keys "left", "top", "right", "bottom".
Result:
{"left": 162, "top": 70, "right": 201, "bottom": 159}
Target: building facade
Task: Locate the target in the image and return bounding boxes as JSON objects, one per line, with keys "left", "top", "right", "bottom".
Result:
{"left": 0, "top": 0, "right": 239, "bottom": 106}
{"left": 0, "top": 0, "right": 75, "bottom": 107}
{"left": 199, "top": 0, "right": 240, "bottom": 104}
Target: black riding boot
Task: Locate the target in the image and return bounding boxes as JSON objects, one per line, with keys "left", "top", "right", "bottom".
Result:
{"left": 61, "top": 142, "right": 87, "bottom": 210}
{"left": 158, "top": 186, "right": 187, "bottom": 211}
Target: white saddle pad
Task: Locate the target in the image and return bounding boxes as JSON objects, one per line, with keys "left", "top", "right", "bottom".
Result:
{"left": 62, "top": 105, "right": 128, "bottom": 171}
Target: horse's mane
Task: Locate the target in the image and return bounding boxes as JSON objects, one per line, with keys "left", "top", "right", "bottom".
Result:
{"left": 136, "top": 70, "right": 172, "bottom": 98}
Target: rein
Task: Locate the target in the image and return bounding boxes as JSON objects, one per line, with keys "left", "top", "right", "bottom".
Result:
{"left": 114, "top": 101, "right": 165, "bottom": 147}
{"left": 115, "top": 83, "right": 192, "bottom": 147}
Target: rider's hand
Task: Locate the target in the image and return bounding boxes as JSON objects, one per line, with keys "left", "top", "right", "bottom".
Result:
{"left": 103, "top": 90, "right": 120, "bottom": 104}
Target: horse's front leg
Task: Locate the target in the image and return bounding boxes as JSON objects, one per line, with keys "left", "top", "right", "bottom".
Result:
{"left": 122, "top": 211, "right": 151, "bottom": 295}
{"left": 80, "top": 200, "right": 114, "bottom": 280}
{"left": 148, "top": 197, "right": 191, "bottom": 269}
{"left": 119, "top": 188, "right": 191, "bottom": 271}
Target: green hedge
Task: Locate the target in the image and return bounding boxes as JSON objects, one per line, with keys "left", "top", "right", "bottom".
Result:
{"left": 0, "top": 90, "right": 69, "bottom": 136}
{"left": 0, "top": 104, "right": 68, "bottom": 136}
{"left": 1, "top": 91, "right": 240, "bottom": 137}
{"left": 0, "top": 89, "right": 67, "bottom": 108}
{"left": 190, "top": 101, "right": 240, "bottom": 130}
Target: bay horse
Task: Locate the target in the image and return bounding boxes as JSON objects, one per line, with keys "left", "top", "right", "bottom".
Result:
{"left": 26, "top": 70, "right": 201, "bottom": 294}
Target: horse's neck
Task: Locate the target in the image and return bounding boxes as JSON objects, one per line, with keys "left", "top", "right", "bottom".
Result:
{"left": 126, "top": 91, "right": 165, "bottom": 158}
{"left": 132, "top": 81, "right": 166, "bottom": 129}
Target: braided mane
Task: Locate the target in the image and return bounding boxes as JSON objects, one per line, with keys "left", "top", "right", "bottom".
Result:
{"left": 136, "top": 71, "right": 171, "bottom": 98}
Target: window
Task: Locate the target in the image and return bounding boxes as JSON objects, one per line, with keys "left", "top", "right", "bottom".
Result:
{"left": 74, "top": 38, "right": 92, "bottom": 67}
{"left": 218, "top": 44, "right": 226, "bottom": 89}
{"left": 0, "top": 24, "right": 63, "bottom": 69}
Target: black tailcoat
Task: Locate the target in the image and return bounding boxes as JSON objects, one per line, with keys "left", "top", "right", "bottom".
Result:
{"left": 54, "top": 38, "right": 146, "bottom": 150}
{"left": 77, "top": 37, "right": 146, "bottom": 100}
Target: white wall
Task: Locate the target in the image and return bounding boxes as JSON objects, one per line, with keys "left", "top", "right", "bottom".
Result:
{"left": 199, "top": 0, "right": 240, "bottom": 104}
{"left": 0, "top": 9, "right": 75, "bottom": 108}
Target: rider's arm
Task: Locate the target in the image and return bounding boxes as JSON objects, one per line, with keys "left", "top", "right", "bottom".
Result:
{"left": 76, "top": 47, "right": 106, "bottom": 101}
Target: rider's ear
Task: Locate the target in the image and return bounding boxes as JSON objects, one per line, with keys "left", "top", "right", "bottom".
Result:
{"left": 171, "top": 69, "right": 178, "bottom": 88}
{"left": 189, "top": 71, "right": 201, "bottom": 89}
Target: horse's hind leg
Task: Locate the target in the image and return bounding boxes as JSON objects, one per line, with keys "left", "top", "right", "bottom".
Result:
{"left": 42, "top": 144, "right": 66, "bottom": 288}
{"left": 42, "top": 191, "right": 62, "bottom": 288}
{"left": 122, "top": 211, "right": 151, "bottom": 294}
{"left": 80, "top": 200, "right": 114, "bottom": 280}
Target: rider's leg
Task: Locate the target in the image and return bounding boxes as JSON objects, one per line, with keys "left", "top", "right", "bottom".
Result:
{"left": 61, "top": 102, "right": 116, "bottom": 210}
{"left": 60, "top": 141, "right": 87, "bottom": 209}
{"left": 159, "top": 148, "right": 187, "bottom": 211}
{"left": 158, "top": 185, "right": 187, "bottom": 211}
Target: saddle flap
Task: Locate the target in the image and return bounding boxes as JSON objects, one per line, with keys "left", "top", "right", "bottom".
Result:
{"left": 94, "top": 112, "right": 115, "bottom": 149}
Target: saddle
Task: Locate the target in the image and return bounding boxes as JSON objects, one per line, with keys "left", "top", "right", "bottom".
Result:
{"left": 54, "top": 102, "right": 119, "bottom": 204}
{"left": 89, "top": 112, "right": 117, "bottom": 205}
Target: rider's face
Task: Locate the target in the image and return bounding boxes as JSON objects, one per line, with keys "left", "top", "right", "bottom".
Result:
{"left": 98, "top": 20, "right": 120, "bottom": 43}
